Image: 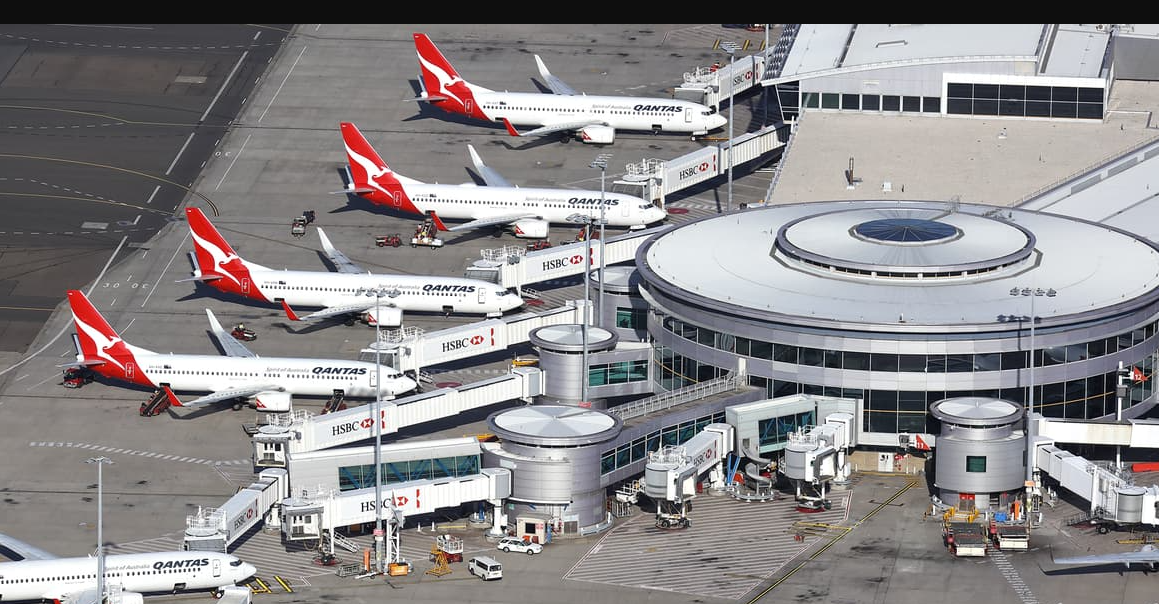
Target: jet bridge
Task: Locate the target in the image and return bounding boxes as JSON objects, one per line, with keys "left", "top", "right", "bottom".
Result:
{"left": 182, "top": 468, "right": 288, "bottom": 552}
{"left": 673, "top": 52, "right": 766, "bottom": 110}
{"left": 643, "top": 423, "right": 734, "bottom": 528}
{"left": 281, "top": 468, "right": 512, "bottom": 565}
{"left": 780, "top": 413, "right": 854, "bottom": 506}
{"left": 358, "top": 303, "right": 578, "bottom": 372}
{"left": 1037, "top": 443, "right": 1159, "bottom": 530}
{"left": 252, "top": 367, "right": 543, "bottom": 468}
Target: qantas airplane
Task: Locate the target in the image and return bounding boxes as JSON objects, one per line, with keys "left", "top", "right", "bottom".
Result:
{"left": 337, "top": 121, "right": 668, "bottom": 239}
{"left": 0, "top": 532, "right": 256, "bottom": 604}
{"left": 180, "top": 207, "right": 524, "bottom": 326}
{"left": 65, "top": 289, "right": 417, "bottom": 412}
{"left": 411, "top": 32, "right": 727, "bottom": 144}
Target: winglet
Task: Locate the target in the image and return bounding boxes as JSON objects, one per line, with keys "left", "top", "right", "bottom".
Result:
{"left": 281, "top": 299, "right": 302, "bottom": 322}
{"left": 428, "top": 211, "right": 449, "bottom": 232}
{"left": 162, "top": 384, "right": 183, "bottom": 407}
{"left": 502, "top": 118, "right": 524, "bottom": 137}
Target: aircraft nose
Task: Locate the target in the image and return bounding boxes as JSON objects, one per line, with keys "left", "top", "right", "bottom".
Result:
{"left": 398, "top": 374, "right": 418, "bottom": 393}
{"left": 504, "top": 294, "right": 525, "bottom": 311}
{"left": 712, "top": 114, "right": 728, "bottom": 130}
{"left": 240, "top": 562, "right": 257, "bottom": 580}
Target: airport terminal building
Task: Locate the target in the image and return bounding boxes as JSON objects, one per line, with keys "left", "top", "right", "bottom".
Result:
{"left": 631, "top": 200, "right": 1159, "bottom": 448}
{"left": 762, "top": 24, "right": 1159, "bottom": 123}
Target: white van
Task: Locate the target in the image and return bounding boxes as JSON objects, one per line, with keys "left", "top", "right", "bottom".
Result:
{"left": 468, "top": 555, "right": 503, "bottom": 580}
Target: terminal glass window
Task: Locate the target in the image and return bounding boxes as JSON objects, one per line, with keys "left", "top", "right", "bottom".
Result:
{"left": 822, "top": 93, "right": 839, "bottom": 109}
{"left": 842, "top": 93, "right": 860, "bottom": 110}
{"left": 615, "top": 307, "right": 647, "bottom": 329}
{"left": 882, "top": 95, "right": 900, "bottom": 111}
{"left": 863, "top": 95, "right": 880, "bottom": 111}
{"left": 758, "top": 410, "right": 814, "bottom": 450}
{"left": 946, "top": 81, "right": 1102, "bottom": 120}
{"left": 966, "top": 456, "right": 987, "bottom": 472}
{"left": 902, "top": 96, "right": 921, "bottom": 112}
{"left": 923, "top": 96, "right": 940, "bottom": 113}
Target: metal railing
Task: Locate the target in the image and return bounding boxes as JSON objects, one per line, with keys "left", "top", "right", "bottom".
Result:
{"left": 610, "top": 371, "right": 741, "bottom": 421}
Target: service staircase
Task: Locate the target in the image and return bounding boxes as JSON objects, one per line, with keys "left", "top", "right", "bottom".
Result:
{"left": 322, "top": 391, "right": 346, "bottom": 414}
{"left": 140, "top": 389, "right": 170, "bottom": 417}
{"left": 325, "top": 529, "right": 362, "bottom": 553}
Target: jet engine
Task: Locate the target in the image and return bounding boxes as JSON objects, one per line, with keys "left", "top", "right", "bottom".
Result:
{"left": 511, "top": 218, "right": 550, "bottom": 239}
{"left": 364, "top": 305, "right": 404, "bottom": 327}
{"left": 252, "top": 391, "right": 292, "bottom": 412}
{"left": 578, "top": 125, "right": 615, "bottom": 144}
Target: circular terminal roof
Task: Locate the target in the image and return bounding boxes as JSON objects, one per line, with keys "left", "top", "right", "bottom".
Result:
{"left": 929, "top": 397, "right": 1024, "bottom": 426}
{"left": 638, "top": 201, "right": 1159, "bottom": 329}
{"left": 590, "top": 265, "right": 641, "bottom": 294}
{"left": 488, "top": 404, "right": 622, "bottom": 446}
{"left": 529, "top": 324, "right": 619, "bottom": 352}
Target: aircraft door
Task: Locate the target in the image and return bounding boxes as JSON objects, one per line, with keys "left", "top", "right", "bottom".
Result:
{"left": 213, "top": 558, "right": 221, "bottom": 578}
{"left": 465, "top": 99, "right": 474, "bottom": 115}
{"left": 622, "top": 199, "right": 630, "bottom": 219}
{"left": 241, "top": 278, "right": 250, "bottom": 294}
{"left": 478, "top": 288, "right": 487, "bottom": 305}
{"left": 126, "top": 362, "right": 135, "bottom": 380}
{"left": 684, "top": 108, "right": 693, "bottom": 124}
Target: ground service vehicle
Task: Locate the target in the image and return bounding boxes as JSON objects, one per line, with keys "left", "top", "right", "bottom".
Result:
{"left": 467, "top": 556, "right": 502, "bottom": 580}
{"left": 496, "top": 536, "right": 542, "bottom": 555}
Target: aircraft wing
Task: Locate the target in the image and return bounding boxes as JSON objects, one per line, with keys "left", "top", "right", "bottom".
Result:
{"left": 534, "top": 54, "right": 579, "bottom": 95}
{"left": 0, "top": 532, "right": 58, "bottom": 561}
{"left": 466, "top": 144, "right": 513, "bottom": 188}
{"left": 205, "top": 309, "right": 257, "bottom": 358}
{"left": 172, "top": 385, "right": 285, "bottom": 410}
{"left": 1053, "top": 544, "right": 1159, "bottom": 566}
{"left": 440, "top": 213, "right": 541, "bottom": 232}
{"left": 51, "top": 586, "right": 102, "bottom": 604}
{"left": 281, "top": 299, "right": 380, "bottom": 322}
{"left": 503, "top": 117, "right": 608, "bottom": 139}
{"left": 316, "top": 228, "right": 365, "bottom": 274}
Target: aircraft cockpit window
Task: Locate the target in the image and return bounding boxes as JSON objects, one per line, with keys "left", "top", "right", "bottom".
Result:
{"left": 230, "top": 560, "right": 244, "bottom": 567}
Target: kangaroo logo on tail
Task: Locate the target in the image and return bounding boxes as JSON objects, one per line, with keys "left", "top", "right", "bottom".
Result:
{"left": 340, "top": 122, "right": 421, "bottom": 215}
{"left": 67, "top": 290, "right": 151, "bottom": 386}
{"left": 413, "top": 32, "right": 484, "bottom": 119}
{"left": 185, "top": 207, "right": 259, "bottom": 298}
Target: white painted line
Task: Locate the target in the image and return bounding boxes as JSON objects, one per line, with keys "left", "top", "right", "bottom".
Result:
{"left": 166, "top": 132, "right": 195, "bottom": 175}
{"left": 215, "top": 133, "right": 250, "bottom": 191}
{"left": 141, "top": 230, "right": 189, "bottom": 308}
{"left": 260, "top": 45, "right": 307, "bottom": 123}
{"left": 145, "top": 184, "right": 160, "bottom": 204}
{"left": 14, "top": 374, "right": 27, "bottom": 381}
{"left": 133, "top": 214, "right": 140, "bottom": 225}
{"left": 201, "top": 50, "right": 248, "bottom": 123}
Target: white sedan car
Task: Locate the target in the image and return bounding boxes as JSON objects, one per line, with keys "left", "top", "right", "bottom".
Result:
{"left": 496, "top": 536, "right": 543, "bottom": 555}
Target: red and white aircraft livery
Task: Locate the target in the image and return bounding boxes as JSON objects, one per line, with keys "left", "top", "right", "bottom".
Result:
{"left": 65, "top": 289, "right": 416, "bottom": 412}
{"left": 181, "top": 207, "right": 523, "bottom": 326}
{"left": 411, "top": 33, "right": 727, "bottom": 144}
{"left": 337, "top": 122, "right": 668, "bottom": 239}
{"left": 0, "top": 532, "right": 256, "bottom": 604}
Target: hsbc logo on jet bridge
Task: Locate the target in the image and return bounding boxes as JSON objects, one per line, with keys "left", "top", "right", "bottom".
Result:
{"left": 440, "top": 328, "right": 496, "bottom": 354}
{"left": 541, "top": 254, "right": 585, "bottom": 272}
{"left": 679, "top": 161, "right": 713, "bottom": 181}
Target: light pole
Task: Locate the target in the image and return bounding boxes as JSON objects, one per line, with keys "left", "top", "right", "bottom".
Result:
{"left": 720, "top": 41, "right": 739, "bottom": 213}
{"left": 1008, "top": 286, "right": 1055, "bottom": 487}
{"left": 567, "top": 213, "right": 593, "bottom": 405}
{"left": 86, "top": 456, "right": 113, "bottom": 603}
{"left": 359, "top": 286, "right": 389, "bottom": 574}
{"left": 589, "top": 153, "right": 612, "bottom": 328}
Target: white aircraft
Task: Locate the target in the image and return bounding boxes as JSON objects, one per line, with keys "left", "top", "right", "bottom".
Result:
{"left": 64, "top": 289, "right": 416, "bottom": 412}
{"left": 337, "top": 121, "right": 668, "bottom": 239}
{"left": 180, "top": 207, "right": 524, "bottom": 326}
{"left": 0, "top": 532, "right": 256, "bottom": 604}
{"left": 411, "top": 32, "right": 728, "bottom": 144}
{"left": 1052, "top": 543, "right": 1159, "bottom": 572}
